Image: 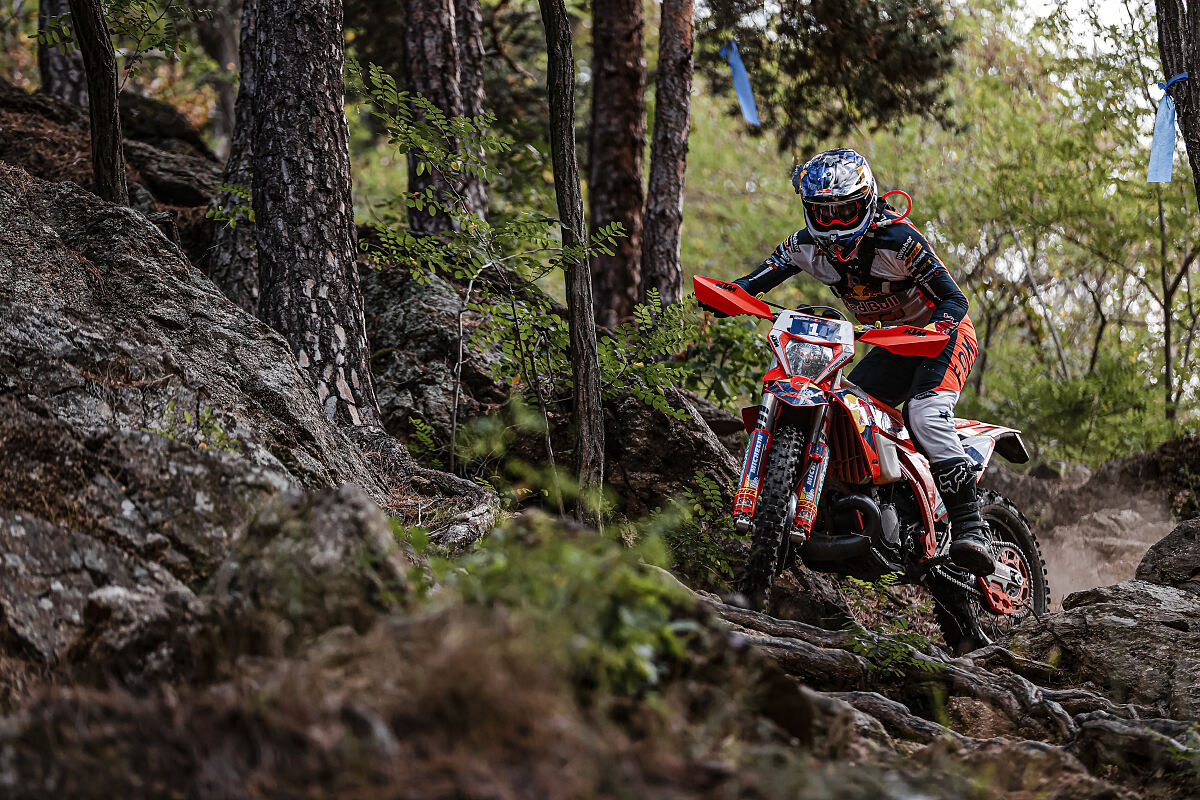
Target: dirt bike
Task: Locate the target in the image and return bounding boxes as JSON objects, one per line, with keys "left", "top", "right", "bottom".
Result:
{"left": 694, "top": 275, "right": 1049, "bottom": 651}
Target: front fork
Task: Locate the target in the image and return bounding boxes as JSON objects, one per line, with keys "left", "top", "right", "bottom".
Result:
{"left": 788, "top": 406, "right": 830, "bottom": 543}
{"left": 732, "top": 393, "right": 779, "bottom": 532}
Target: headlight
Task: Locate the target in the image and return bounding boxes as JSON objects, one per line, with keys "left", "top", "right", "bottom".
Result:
{"left": 785, "top": 339, "right": 835, "bottom": 380}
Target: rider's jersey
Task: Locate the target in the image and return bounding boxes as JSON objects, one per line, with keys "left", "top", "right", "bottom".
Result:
{"left": 734, "top": 209, "right": 969, "bottom": 328}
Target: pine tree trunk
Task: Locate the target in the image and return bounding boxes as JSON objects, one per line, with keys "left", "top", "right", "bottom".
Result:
{"left": 537, "top": 0, "right": 605, "bottom": 517}
{"left": 205, "top": 0, "right": 258, "bottom": 314}
{"left": 67, "top": 0, "right": 128, "bottom": 205}
{"left": 404, "top": 0, "right": 464, "bottom": 235}
{"left": 589, "top": 0, "right": 646, "bottom": 329}
{"left": 455, "top": 0, "right": 488, "bottom": 219}
{"left": 252, "top": 0, "right": 381, "bottom": 427}
{"left": 641, "top": 0, "right": 694, "bottom": 307}
{"left": 38, "top": 0, "right": 88, "bottom": 105}
{"left": 1155, "top": 0, "right": 1200, "bottom": 204}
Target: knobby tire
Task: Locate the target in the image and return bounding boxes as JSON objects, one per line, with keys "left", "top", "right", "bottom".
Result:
{"left": 933, "top": 488, "right": 1049, "bottom": 653}
{"left": 739, "top": 424, "right": 806, "bottom": 611}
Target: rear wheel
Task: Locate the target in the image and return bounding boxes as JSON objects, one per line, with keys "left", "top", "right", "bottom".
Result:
{"left": 738, "top": 424, "right": 806, "bottom": 611}
{"left": 933, "top": 489, "right": 1049, "bottom": 653}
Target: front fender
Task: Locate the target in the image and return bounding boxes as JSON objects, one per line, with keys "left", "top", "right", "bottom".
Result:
{"left": 740, "top": 382, "right": 829, "bottom": 433}
{"left": 765, "top": 381, "right": 829, "bottom": 408}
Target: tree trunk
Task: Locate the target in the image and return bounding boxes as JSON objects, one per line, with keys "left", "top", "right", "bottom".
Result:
{"left": 38, "top": 0, "right": 88, "bottom": 105}
{"left": 404, "top": 0, "right": 465, "bottom": 235}
{"left": 252, "top": 0, "right": 381, "bottom": 427}
{"left": 67, "top": 0, "right": 128, "bottom": 205}
{"left": 1155, "top": 0, "right": 1200, "bottom": 203}
{"left": 205, "top": 0, "right": 258, "bottom": 314}
{"left": 455, "top": 0, "right": 488, "bottom": 219}
{"left": 640, "top": 0, "right": 694, "bottom": 307}
{"left": 537, "top": 0, "right": 605, "bottom": 517}
{"left": 189, "top": 0, "right": 241, "bottom": 160}
{"left": 589, "top": 0, "right": 646, "bottom": 329}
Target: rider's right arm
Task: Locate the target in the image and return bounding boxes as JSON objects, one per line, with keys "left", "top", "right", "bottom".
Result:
{"left": 734, "top": 232, "right": 808, "bottom": 295}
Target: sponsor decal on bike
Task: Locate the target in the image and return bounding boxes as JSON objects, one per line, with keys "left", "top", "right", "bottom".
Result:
{"left": 733, "top": 428, "right": 771, "bottom": 518}
{"left": 792, "top": 440, "right": 830, "bottom": 533}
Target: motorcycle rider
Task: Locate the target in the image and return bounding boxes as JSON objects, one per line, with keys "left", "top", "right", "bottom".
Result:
{"left": 701, "top": 148, "right": 994, "bottom": 577}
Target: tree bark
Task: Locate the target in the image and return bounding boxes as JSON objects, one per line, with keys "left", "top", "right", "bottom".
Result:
{"left": 455, "top": 0, "right": 488, "bottom": 219}
{"left": 589, "top": 0, "right": 646, "bottom": 329}
{"left": 640, "top": 0, "right": 694, "bottom": 307}
{"left": 252, "top": 0, "right": 381, "bottom": 427}
{"left": 205, "top": 0, "right": 258, "bottom": 314}
{"left": 404, "top": 0, "right": 463, "bottom": 234}
{"left": 38, "top": 0, "right": 88, "bottom": 105}
{"left": 67, "top": 0, "right": 128, "bottom": 205}
{"left": 537, "top": 0, "right": 605, "bottom": 517}
{"left": 1155, "top": 0, "right": 1200, "bottom": 203}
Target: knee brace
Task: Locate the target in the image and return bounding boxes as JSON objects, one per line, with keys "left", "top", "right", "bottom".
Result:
{"left": 904, "top": 391, "right": 967, "bottom": 463}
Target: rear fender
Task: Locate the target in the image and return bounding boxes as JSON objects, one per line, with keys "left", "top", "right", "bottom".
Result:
{"left": 954, "top": 419, "right": 1031, "bottom": 465}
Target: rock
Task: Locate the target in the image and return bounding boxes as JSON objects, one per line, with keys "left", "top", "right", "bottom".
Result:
{"left": 767, "top": 567, "right": 853, "bottom": 629}
{"left": 0, "top": 77, "right": 221, "bottom": 265}
{"left": 204, "top": 486, "right": 412, "bottom": 657}
{"left": 1137, "top": 518, "right": 1200, "bottom": 594}
{"left": 360, "top": 265, "right": 506, "bottom": 445}
{"left": 1008, "top": 580, "right": 1200, "bottom": 720}
{"left": 0, "top": 162, "right": 492, "bottom": 689}
{"left": 605, "top": 388, "right": 740, "bottom": 518}
{"left": 364, "top": 264, "right": 741, "bottom": 519}
{"left": 0, "top": 511, "right": 189, "bottom": 666}
{"left": 0, "top": 162, "right": 392, "bottom": 496}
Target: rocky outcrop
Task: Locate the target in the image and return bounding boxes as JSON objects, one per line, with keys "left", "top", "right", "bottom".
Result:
{"left": 1008, "top": 580, "right": 1200, "bottom": 720}
{"left": 1137, "top": 518, "right": 1200, "bottom": 594}
{"left": 362, "top": 265, "right": 741, "bottom": 518}
{"left": 0, "top": 77, "right": 221, "bottom": 265}
{"left": 0, "top": 162, "right": 492, "bottom": 694}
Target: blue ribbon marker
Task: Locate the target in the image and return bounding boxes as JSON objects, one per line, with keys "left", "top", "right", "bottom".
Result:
{"left": 718, "top": 40, "right": 760, "bottom": 126}
{"left": 1148, "top": 71, "right": 1188, "bottom": 183}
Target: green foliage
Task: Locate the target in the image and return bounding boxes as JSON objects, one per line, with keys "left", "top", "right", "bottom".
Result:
{"left": 432, "top": 513, "right": 701, "bottom": 697}
{"left": 682, "top": 310, "right": 773, "bottom": 406}
{"left": 696, "top": 0, "right": 960, "bottom": 150}
{"left": 642, "top": 470, "right": 742, "bottom": 591}
{"left": 107, "top": 0, "right": 209, "bottom": 84}
{"left": 34, "top": 1, "right": 210, "bottom": 85}
{"left": 841, "top": 574, "right": 942, "bottom": 677}
{"left": 406, "top": 416, "right": 442, "bottom": 470}
{"left": 962, "top": 345, "right": 1183, "bottom": 465}
{"left": 205, "top": 181, "right": 254, "bottom": 228}
{"left": 143, "top": 400, "right": 243, "bottom": 454}
{"left": 33, "top": 12, "right": 76, "bottom": 54}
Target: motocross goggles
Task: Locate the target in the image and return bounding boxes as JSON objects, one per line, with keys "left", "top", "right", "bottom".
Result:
{"left": 804, "top": 196, "right": 870, "bottom": 231}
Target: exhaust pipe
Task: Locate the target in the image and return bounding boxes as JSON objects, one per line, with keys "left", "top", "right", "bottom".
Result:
{"left": 800, "top": 494, "right": 881, "bottom": 562}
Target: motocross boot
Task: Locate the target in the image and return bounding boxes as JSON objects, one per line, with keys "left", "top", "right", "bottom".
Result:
{"left": 932, "top": 458, "right": 994, "bottom": 577}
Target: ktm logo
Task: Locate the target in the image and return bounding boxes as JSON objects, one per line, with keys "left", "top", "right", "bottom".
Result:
{"left": 715, "top": 281, "right": 739, "bottom": 292}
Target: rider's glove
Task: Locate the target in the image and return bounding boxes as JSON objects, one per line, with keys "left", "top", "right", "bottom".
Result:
{"left": 924, "top": 319, "right": 957, "bottom": 337}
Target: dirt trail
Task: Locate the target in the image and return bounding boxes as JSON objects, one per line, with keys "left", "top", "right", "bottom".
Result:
{"left": 982, "top": 461, "right": 1178, "bottom": 607}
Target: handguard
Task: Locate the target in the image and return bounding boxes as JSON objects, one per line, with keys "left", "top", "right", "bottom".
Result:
{"left": 694, "top": 275, "right": 774, "bottom": 321}
{"left": 857, "top": 325, "right": 949, "bottom": 357}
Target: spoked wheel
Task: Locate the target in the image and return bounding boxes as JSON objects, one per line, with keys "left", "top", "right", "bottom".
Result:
{"left": 933, "top": 489, "right": 1049, "bottom": 653}
{"left": 738, "top": 424, "right": 806, "bottom": 611}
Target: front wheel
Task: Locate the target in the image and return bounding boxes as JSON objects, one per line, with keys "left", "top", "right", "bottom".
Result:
{"left": 738, "top": 424, "right": 806, "bottom": 611}
{"left": 933, "top": 489, "right": 1049, "bottom": 653}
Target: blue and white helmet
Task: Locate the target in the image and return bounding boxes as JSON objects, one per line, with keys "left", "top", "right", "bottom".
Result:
{"left": 792, "top": 148, "right": 878, "bottom": 263}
